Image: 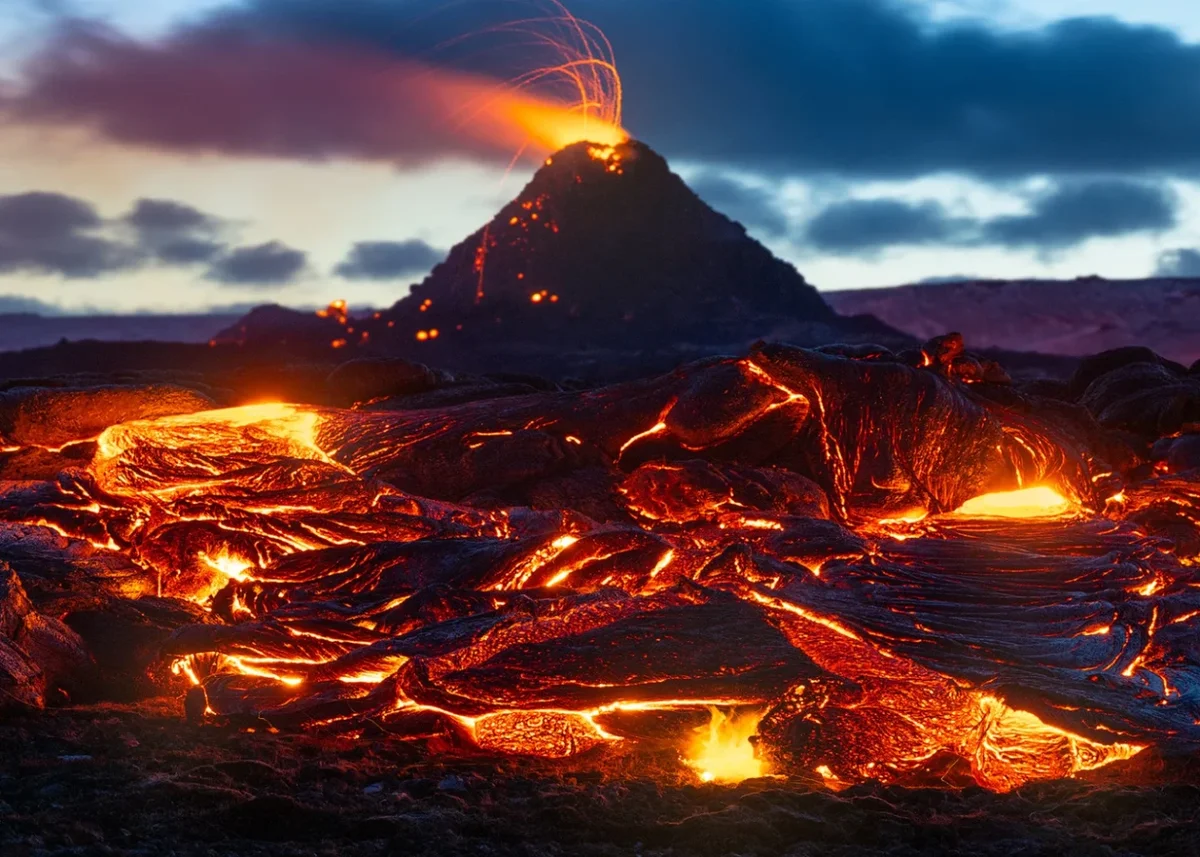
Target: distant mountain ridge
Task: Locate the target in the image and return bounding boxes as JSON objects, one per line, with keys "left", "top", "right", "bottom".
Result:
{"left": 0, "top": 313, "right": 244, "bottom": 353}
{"left": 827, "top": 277, "right": 1200, "bottom": 366}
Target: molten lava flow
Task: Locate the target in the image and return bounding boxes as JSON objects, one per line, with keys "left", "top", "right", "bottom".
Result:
{"left": 6, "top": 344, "right": 1199, "bottom": 791}
{"left": 951, "top": 486, "right": 1072, "bottom": 519}
{"left": 93, "top": 403, "right": 341, "bottom": 498}
{"left": 971, "top": 696, "right": 1144, "bottom": 792}
{"left": 685, "top": 708, "right": 767, "bottom": 783}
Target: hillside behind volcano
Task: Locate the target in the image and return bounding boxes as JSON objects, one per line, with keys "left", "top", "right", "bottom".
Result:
{"left": 828, "top": 277, "right": 1200, "bottom": 366}
{"left": 216, "top": 140, "right": 908, "bottom": 377}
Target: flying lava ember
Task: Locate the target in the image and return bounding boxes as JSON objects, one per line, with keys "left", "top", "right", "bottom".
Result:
{"left": 3, "top": 337, "right": 1199, "bottom": 793}
{"left": 436, "top": 0, "right": 627, "bottom": 162}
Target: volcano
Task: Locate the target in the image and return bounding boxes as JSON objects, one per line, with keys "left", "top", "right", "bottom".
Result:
{"left": 216, "top": 140, "right": 904, "bottom": 374}
{"left": 377, "top": 140, "right": 839, "bottom": 343}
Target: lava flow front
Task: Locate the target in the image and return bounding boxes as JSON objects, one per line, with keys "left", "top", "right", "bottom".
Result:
{"left": 2, "top": 338, "right": 1199, "bottom": 793}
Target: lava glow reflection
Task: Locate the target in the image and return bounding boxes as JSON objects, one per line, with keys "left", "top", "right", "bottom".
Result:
{"left": 685, "top": 708, "right": 766, "bottom": 783}
{"left": 952, "top": 486, "right": 1072, "bottom": 519}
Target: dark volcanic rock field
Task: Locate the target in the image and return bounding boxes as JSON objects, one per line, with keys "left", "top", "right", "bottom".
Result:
{"left": 3, "top": 701, "right": 1200, "bottom": 857}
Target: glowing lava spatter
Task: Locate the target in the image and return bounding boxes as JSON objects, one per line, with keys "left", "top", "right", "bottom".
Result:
{"left": 444, "top": 0, "right": 626, "bottom": 157}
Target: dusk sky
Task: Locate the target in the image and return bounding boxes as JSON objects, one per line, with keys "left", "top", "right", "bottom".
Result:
{"left": 2, "top": 0, "right": 1200, "bottom": 314}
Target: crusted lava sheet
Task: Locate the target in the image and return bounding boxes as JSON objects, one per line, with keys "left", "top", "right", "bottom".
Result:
{"left": 1, "top": 343, "right": 1198, "bottom": 791}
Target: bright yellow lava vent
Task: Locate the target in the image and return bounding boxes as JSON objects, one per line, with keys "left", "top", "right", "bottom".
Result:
{"left": 952, "top": 486, "right": 1071, "bottom": 519}
{"left": 685, "top": 708, "right": 766, "bottom": 783}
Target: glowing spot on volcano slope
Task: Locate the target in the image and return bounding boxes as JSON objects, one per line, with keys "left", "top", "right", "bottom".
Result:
{"left": 316, "top": 299, "right": 348, "bottom": 324}
{"left": 951, "top": 487, "right": 1072, "bottom": 519}
{"left": 685, "top": 708, "right": 766, "bottom": 784}
{"left": 587, "top": 144, "right": 617, "bottom": 160}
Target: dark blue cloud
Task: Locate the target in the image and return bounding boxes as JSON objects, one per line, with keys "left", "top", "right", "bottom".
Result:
{"left": 919, "top": 274, "right": 979, "bottom": 284}
{"left": 805, "top": 199, "right": 964, "bottom": 253}
{"left": 125, "top": 197, "right": 227, "bottom": 265}
{"left": 982, "top": 180, "right": 1177, "bottom": 248}
{"left": 206, "top": 241, "right": 307, "bottom": 285}
{"left": 688, "top": 172, "right": 789, "bottom": 237}
{"left": 0, "top": 294, "right": 65, "bottom": 314}
{"left": 155, "top": 238, "right": 225, "bottom": 264}
{"left": 1156, "top": 249, "right": 1200, "bottom": 277}
{"left": 0, "top": 191, "right": 300, "bottom": 280}
{"left": 0, "top": 191, "right": 137, "bottom": 277}
{"left": 12, "top": 0, "right": 1200, "bottom": 178}
{"left": 590, "top": 0, "right": 1200, "bottom": 178}
{"left": 803, "top": 180, "right": 1178, "bottom": 254}
{"left": 125, "top": 198, "right": 217, "bottom": 233}
{"left": 335, "top": 239, "right": 443, "bottom": 280}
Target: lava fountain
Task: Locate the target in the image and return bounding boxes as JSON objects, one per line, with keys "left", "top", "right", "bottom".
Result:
{"left": 432, "top": 0, "right": 627, "bottom": 160}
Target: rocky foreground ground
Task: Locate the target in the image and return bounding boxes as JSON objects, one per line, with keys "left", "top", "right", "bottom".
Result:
{"left": 2, "top": 700, "right": 1200, "bottom": 857}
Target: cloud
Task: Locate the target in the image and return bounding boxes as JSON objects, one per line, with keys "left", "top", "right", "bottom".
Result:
{"left": 335, "top": 240, "right": 444, "bottom": 280}
{"left": 154, "top": 238, "right": 225, "bottom": 264}
{"left": 0, "top": 189, "right": 305, "bottom": 286}
{"left": 0, "top": 293, "right": 65, "bottom": 314}
{"left": 0, "top": 191, "right": 138, "bottom": 276}
{"left": 126, "top": 198, "right": 218, "bottom": 234}
{"left": 124, "top": 197, "right": 227, "bottom": 264}
{"left": 3, "top": 19, "right": 578, "bottom": 167}
{"left": 805, "top": 199, "right": 966, "bottom": 254}
{"left": 802, "top": 179, "right": 1178, "bottom": 254}
{"left": 919, "top": 274, "right": 979, "bottom": 284}
{"left": 8, "top": 0, "right": 1200, "bottom": 178}
{"left": 590, "top": 0, "right": 1200, "bottom": 178}
{"left": 688, "top": 172, "right": 789, "bottom": 237}
{"left": 1155, "top": 249, "right": 1200, "bottom": 277}
{"left": 206, "top": 240, "right": 307, "bottom": 285}
{"left": 981, "top": 180, "right": 1177, "bottom": 249}
{"left": 0, "top": 191, "right": 243, "bottom": 277}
